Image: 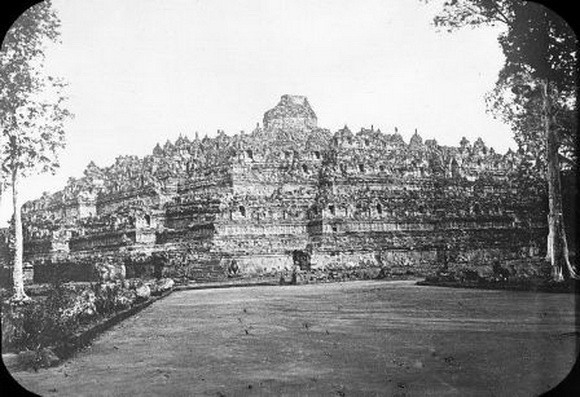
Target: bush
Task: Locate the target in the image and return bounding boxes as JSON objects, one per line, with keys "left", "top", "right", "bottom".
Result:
{"left": 17, "top": 348, "right": 59, "bottom": 371}
{"left": 2, "top": 280, "right": 142, "bottom": 355}
{"left": 91, "top": 282, "right": 135, "bottom": 314}
{"left": 2, "top": 283, "right": 83, "bottom": 352}
{"left": 2, "top": 277, "right": 174, "bottom": 369}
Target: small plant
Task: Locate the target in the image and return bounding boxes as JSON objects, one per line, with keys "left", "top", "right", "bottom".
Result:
{"left": 2, "top": 281, "right": 131, "bottom": 355}
{"left": 17, "top": 347, "right": 59, "bottom": 371}
{"left": 5, "top": 283, "right": 83, "bottom": 351}
{"left": 2, "top": 277, "right": 165, "bottom": 370}
{"left": 460, "top": 269, "right": 483, "bottom": 283}
{"left": 91, "top": 281, "right": 136, "bottom": 315}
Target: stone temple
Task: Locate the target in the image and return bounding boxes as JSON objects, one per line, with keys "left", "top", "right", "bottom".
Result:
{"left": 21, "top": 95, "right": 546, "bottom": 282}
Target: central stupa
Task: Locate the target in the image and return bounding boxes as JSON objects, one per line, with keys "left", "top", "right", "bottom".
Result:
{"left": 262, "top": 94, "right": 318, "bottom": 130}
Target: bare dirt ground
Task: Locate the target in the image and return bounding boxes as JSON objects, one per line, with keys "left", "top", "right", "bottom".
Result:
{"left": 8, "top": 280, "right": 579, "bottom": 396}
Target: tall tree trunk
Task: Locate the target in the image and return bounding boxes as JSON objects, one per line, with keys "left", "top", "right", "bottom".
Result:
{"left": 542, "top": 78, "right": 578, "bottom": 281}
{"left": 11, "top": 167, "right": 29, "bottom": 301}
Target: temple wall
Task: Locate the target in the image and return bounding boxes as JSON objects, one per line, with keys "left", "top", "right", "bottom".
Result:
{"left": 215, "top": 223, "right": 308, "bottom": 237}
{"left": 230, "top": 254, "right": 295, "bottom": 275}
{"left": 96, "top": 188, "right": 159, "bottom": 215}
{"left": 19, "top": 95, "right": 549, "bottom": 284}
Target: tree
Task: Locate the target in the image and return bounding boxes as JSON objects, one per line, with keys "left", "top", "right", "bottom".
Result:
{"left": 1, "top": 0, "right": 71, "bottom": 301}
{"left": 424, "top": 0, "right": 578, "bottom": 281}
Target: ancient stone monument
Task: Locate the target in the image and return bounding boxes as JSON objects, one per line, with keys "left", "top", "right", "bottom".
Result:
{"left": 21, "top": 95, "right": 545, "bottom": 282}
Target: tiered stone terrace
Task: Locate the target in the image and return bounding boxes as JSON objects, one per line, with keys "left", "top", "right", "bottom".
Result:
{"left": 22, "top": 95, "right": 546, "bottom": 282}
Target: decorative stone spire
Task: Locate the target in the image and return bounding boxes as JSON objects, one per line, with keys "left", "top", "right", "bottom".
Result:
{"left": 409, "top": 129, "right": 423, "bottom": 149}
{"left": 391, "top": 130, "right": 405, "bottom": 145}
{"left": 163, "top": 140, "right": 174, "bottom": 151}
{"left": 425, "top": 138, "right": 438, "bottom": 148}
{"left": 334, "top": 124, "right": 353, "bottom": 140}
{"left": 473, "top": 137, "right": 487, "bottom": 155}
{"left": 153, "top": 143, "right": 163, "bottom": 156}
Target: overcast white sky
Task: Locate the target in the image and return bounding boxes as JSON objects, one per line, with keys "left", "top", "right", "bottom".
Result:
{"left": 1, "top": 0, "right": 514, "bottom": 225}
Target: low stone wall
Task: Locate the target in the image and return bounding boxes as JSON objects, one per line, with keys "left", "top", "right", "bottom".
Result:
{"left": 230, "top": 254, "right": 294, "bottom": 276}
{"left": 154, "top": 243, "right": 540, "bottom": 283}
{"left": 22, "top": 232, "right": 543, "bottom": 285}
{"left": 443, "top": 257, "right": 552, "bottom": 280}
{"left": 125, "top": 261, "right": 159, "bottom": 279}
{"left": 33, "top": 262, "right": 98, "bottom": 283}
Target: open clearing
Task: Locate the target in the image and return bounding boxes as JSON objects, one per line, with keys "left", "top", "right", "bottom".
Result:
{"left": 9, "top": 280, "right": 578, "bottom": 396}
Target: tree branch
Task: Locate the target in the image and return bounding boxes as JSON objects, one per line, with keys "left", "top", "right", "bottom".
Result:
{"left": 487, "top": 0, "right": 511, "bottom": 25}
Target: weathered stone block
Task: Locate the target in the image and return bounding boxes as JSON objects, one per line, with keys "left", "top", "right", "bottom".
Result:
{"left": 20, "top": 95, "right": 547, "bottom": 283}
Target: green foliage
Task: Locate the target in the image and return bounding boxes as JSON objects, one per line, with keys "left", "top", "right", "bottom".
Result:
{"left": 429, "top": 0, "right": 514, "bottom": 31}
{"left": 1, "top": 0, "right": 73, "bottom": 300}
{"left": 2, "top": 283, "right": 82, "bottom": 352}
{"left": 497, "top": 4, "right": 576, "bottom": 90}
{"left": 1, "top": 281, "right": 139, "bottom": 355}
{"left": 1, "top": 3, "right": 71, "bottom": 299}
{"left": 91, "top": 282, "right": 135, "bottom": 314}
{"left": 426, "top": 0, "right": 577, "bottom": 172}
{"left": 1, "top": 1, "right": 61, "bottom": 108}
{"left": 1, "top": 0, "right": 71, "bottom": 183}
{"left": 429, "top": 1, "right": 576, "bottom": 89}
{"left": 425, "top": 0, "right": 578, "bottom": 280}
{"left": 16, "top": 347, "right": 60, "bottom": 371}
{"left": 487, "top": 71, "right": 578, "bottom": 174}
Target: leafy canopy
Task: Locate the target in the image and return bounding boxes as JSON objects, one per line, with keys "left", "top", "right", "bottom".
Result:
{"left": 0, "top": 0, "right": 71, "bottom": 186}
{"left": 427, "top": 0, "right": 577, "bottom": 172}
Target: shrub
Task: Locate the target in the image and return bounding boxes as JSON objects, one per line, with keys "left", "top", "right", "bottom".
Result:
{"left": 17, "top": 348, "right": 59, "bottom": 371}
{"left": 2, "top": 281, "right": 138, "bottom": 355}
{"left": 91, "top": 282, "right": 136, "bottom": 315}
{"left": 2, "top": 277, "right": 171, "bottom": 369}
{"left": 2, "top": 283, "right": 82, "bottom": 352}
